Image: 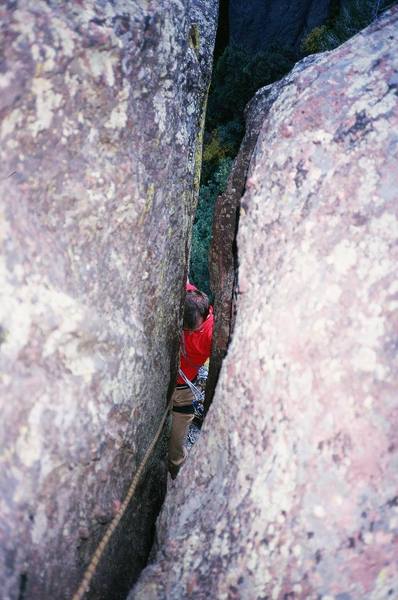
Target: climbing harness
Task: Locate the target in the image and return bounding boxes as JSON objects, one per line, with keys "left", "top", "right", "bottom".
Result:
{"left": 71, "top": 397, "right": 173, "bottom": 600}
{"left": 178, "top": 367, "right": 204, "bottom": 419}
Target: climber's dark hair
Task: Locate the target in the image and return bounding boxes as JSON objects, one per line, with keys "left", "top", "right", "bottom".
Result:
{"left": 183, "top": 290, "right": 210, "bottom": 330}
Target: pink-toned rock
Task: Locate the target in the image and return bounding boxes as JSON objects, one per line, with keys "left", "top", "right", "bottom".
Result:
{"left": 0, "top": 1, "right": 217, "bottom": 599}
{"left": 131, "top": 8, "right": 398, "bottom": 600}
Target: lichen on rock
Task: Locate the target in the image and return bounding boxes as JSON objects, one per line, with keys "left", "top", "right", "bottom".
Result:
{"left": 0, "top": 1, "right": 217, "bottom": 598}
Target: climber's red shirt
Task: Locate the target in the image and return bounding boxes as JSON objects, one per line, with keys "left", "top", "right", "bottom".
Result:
{"left": 177, "top": 284, "right": 214, "bottom": 384}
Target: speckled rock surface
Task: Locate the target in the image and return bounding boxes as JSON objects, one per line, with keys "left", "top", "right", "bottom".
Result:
{"left": 130, "top": 9, "right": 398, "bottom": 600}
{"left": 229, "top": 0, "right": 331, "bottom": 52}
{"left": 0, "top": 1, "right": 217, "bottom": 599}
{"left": 205, "top": 83, "right": 298, "bottom": 411}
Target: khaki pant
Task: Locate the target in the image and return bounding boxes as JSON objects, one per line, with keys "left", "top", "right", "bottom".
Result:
{"left": 168, "top": 386, "right": 194, "bottom": 478}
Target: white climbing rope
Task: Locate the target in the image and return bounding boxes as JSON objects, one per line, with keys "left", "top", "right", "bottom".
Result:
{"left": 178, "top": 368, "right": 204, "bottom": 404}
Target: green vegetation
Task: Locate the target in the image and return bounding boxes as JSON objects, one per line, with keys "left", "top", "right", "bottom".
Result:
{"left": 190, "top": 157, "right": 233, "bottom": 297}
{"left": 190, "top": 0, "right": 398, "bottom": 295}
{"left": 190, "top": 45, "right": 295, "bottom": 294}
{"left": 301, "top": 0, "right": 394, "bottom": 54}
{"left": 206, "top": 46, "right": 296, "bottom": 130}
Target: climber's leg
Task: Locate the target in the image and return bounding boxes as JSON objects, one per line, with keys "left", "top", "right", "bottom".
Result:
{"left": 168, "top": 387, "right": 194, "bottom": 478}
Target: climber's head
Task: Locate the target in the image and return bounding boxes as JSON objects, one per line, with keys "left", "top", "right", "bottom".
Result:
{"left": 183, "top": 290, "right": 209, "bottom": 332}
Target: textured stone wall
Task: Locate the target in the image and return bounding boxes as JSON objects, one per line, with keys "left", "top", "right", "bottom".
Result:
{"left": 130, "top": 8, "right": 398, "bottom": 600}
{"left": 0, "top": 1, "right": 217, "bottom": 599}
{"left": 229, "top": 0, "right": 331, "bottom": 52}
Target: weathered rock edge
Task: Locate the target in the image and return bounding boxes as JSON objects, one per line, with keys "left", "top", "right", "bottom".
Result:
{"left": 0, "top": 1, "right": 217, "bottom": 599}
{"left": 206, "top": 58, "right": 317, "bottom": 410}
{"left": 130, "top": 8, "right": 398, "bottom": 599}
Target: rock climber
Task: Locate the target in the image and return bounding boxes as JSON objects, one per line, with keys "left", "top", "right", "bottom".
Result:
{"left": 168, "top": 280, "right": 214, "bottom": 479}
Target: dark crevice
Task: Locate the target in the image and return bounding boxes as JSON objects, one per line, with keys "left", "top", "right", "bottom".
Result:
{"left": 18, "top": 573, "right": 28, "bottom": 600}
{"left": 214, "top": 0, "right": 229, "bottom": 59}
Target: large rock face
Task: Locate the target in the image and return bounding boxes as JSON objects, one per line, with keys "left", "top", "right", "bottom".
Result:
{"left": 131, "top": 8, "right": 398, "bottom": 599}
{"left": 229, "top": 0, "right": 331, "bottom": 52}
{"left": 0, "top": 1, "right": 217, "bottom": 599}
